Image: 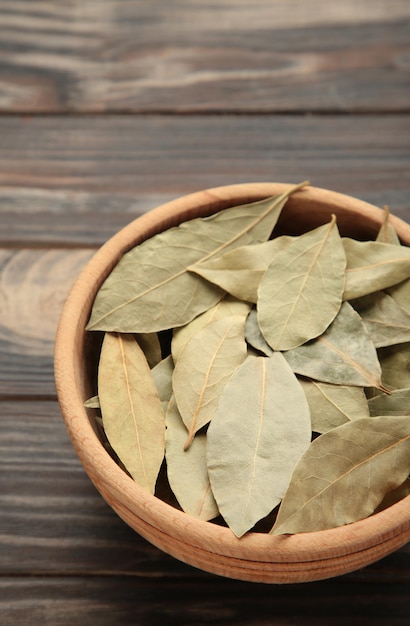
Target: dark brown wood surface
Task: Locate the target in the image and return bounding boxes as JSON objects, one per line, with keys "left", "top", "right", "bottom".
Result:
{"left": 1, "top": 1, "right": 410, "bottom": 112}
{"left": 0, "top": 2, "right": 409, "bottom": 624}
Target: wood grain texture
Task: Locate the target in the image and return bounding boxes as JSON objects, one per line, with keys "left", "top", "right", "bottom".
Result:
{"left": 0, "top": 115, "right": 409, "bottom": 245}
{"left": 0, "top": 575, "right": 409, "bottom": 626}
{"left": 0, "top": 401, "right": 408, "bottom": 583}
{"left": 0, "top": 249, "right": 94, "bottom": 395}
{"left": 0, "top": 401, "right": 195, "bottom": 576}
{"left": 0, "top": 0, "right": 408, "bottom": 615}
{"left": 0, "top": 1, "right": 409, "bottom": 113}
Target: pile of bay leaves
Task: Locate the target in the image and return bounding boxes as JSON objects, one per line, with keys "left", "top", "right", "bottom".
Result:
{"left": 86, "top": 182, "right": 410, "bottom": 538}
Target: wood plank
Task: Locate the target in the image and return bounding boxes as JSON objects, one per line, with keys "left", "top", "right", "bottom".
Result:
{"left": 0, "top": 575, "right": 409, "bottom": 626}
{"left": 0, "top": 1, "right": 409, "bottom": 112}
{"left": 0, "top": 249, "right": 94, "bottom": 395}
{"left": 0, "top": 189, "right": 171, "bottom": 247}
{"left": 0, "top": 400, "right": 409, "bottom": 582}
{"left": 0, "top": 400, "right": 198, "bottom": 577}
{"left": 1, "top": 112, "right": 410, "bottom": 392}
{"left": 0, "top": 115, "right": 410, "bottom": 246}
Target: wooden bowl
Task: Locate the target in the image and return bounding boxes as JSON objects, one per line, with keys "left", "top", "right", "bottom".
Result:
{"left": 54, "top": 183, "right": 410, "bottom": 584}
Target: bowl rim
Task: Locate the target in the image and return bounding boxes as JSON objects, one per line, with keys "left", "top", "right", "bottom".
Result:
{"left": 54, "top": 182, "right": 410, "bottom": 582}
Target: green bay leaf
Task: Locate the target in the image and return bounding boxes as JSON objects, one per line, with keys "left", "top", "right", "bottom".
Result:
{"left": 87, "top": 183, "right": 307, "bottom": 333}
{"left": 258, "top": 216, "right": 346, "bottom": 350}
{"left": 299, "top": 378, "right": 369, "bottom": 433}
{"left": 172, "top": 315, "right": 248, "bottom": 449}
{"left": 283, "top": 302, "right": 385, "bottom": 390}
{"left": 98, "top": 333, "right": 165, "bottom": 494}
{"left": 165, "top": 395, "right": 218, "bottom": 521}
{"left": 207, "top": 354, "right": 311, "bottom": 538}
{"left": 271, "top": 415, "right": 410, "bottom": 534}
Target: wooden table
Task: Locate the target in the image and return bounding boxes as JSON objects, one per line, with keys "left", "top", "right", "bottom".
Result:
{"left": 1, "top": 2, "right": 409, "bottom": 623}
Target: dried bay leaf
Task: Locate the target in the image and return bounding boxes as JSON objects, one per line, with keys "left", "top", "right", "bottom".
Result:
{"left": 351, "top": 291, "right": 410, "bottom": 348}
{"left": 247, "top": 345, "right": 261, "bottom": 358}
{"left": 84, "top": 395, "right": 100, "bottom": 409}
{"left": 387, "top": 278, "right": 410, "bottom": 315}
{"left": 376, "top": 206, "right": 401, "bottom": 245}
{"left": 91, "top": 183, "right": 410, "bottom": 536}
{"left": 368, "top": 387, "right": 410, "bottom": 416}
{"left": 378, "top": 342, "right": 410, "bottom": 390}
{"left": 383, "top": 224, "right": 410, "bottom": 314}
{"left": 173, "top": 315, "right": 248, "bottom": 449}
{"left": 207, "top": 354, "right": 311, "bottom": 538}
{"left": 98, "top": 332, "right": 165, "bottom": 494}
{"left": 165, "top": 395, "right": 218, "bottom": 521}
{"left": 87, "top": 183, "right": 307, "bottom": 333}
{"left": 364, "top": 387, "right": 381, "bottom": 401}
{"left": 271, "top": 415, "right": 410, "bottom": 534}
{"left": 258, "top": 216, "right": 346, "bottom": 350}
{"left": 299, "top": 378, "right": 369, "bottom": 433}
{"left": 188, "top": 237, "right": 293, "bottom": 304}
{"left": 151, "top": 354, "right": 174, "bottom": 412}
{"left": 171, "top": 295, "right": 250, "bottom": 362}
{"left": 283, "top": 302, "right": 385, "bottom": 390}
{"left": 375, "top": 477, "right": 410, "bottom": 512}
{"left": 245, "top": 308, "right": 274, "bottom": 356}
{"left": 134, "top": 332, "right": 162, "bottom": 368}
{"left": 343, "top": 238, "right": 410, "bottom": 300}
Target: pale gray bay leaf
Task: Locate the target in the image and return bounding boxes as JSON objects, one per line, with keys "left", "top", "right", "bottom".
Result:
{"left": 245, "top": 308, "right": 274, "bottom": 356}
{"left": 171, "top": 295, "right": 250, "bottom": 362}
{"left": 165, "top": 395, "right": 219, "bottom": 521}
{"left": 98, "top": 333, "right": 166, "bottom": 494}
{"left": 173, "top": 315, "right": 248, "bottom": 449}
{"left": 258, "top": 217, "right": 346, "bottom": 350}
{"left": 299, "top": 378, "right": 369, "bottom": 433}
{"left": 207, "top": 354, "right": 311, "bottom": 538}
{"left": 343, "top": 238, "right": 410, "bottom": 300}
{"left": 87, "top": 184, "right": 306, "bottom": 332}
{"left": 368, "top": 387, "right": 410, "bottom": 416}
{"left": 271, "top": 415, "right": 410, "bottom": 534}
{"left": 283, "top": 302, "right": 385, "bottom": 390}
{"left": 351, "top": 291, "right": 410, "bottom": 348}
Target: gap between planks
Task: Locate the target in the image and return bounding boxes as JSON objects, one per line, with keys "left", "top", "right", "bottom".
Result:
{"left": 0, "top": 110, "right": 409, "bottom": 117}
